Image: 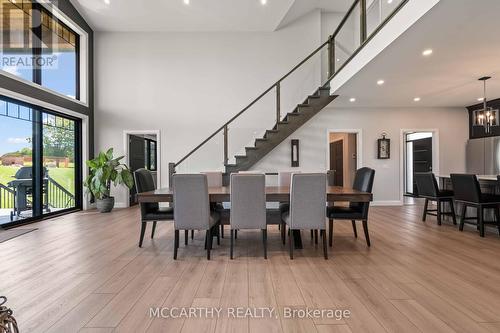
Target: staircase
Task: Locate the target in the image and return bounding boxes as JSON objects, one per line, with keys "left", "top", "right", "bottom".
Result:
{"left": 169, "top": 0, "right": 409, "bottom": 183}
{"left": 225, "top": 86, "right": 336, "bottom": 174}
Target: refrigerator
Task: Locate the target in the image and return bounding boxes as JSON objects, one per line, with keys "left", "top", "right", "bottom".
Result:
{"left": 466, "top": 137, "right": 500, "bottom": 174}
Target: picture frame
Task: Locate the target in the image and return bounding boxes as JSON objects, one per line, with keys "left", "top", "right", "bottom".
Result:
{"left": 291, "top": 139, "right": 299, "bottom": 167}
{"left": 377, "top": 134, "right": 390, "bottom": 159}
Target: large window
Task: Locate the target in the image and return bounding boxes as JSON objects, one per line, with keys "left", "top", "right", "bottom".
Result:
{"left": 0, "top": 0, "right": 79, "bottom": 99}
{"left": 0, "top": 96, "right": 81, "bottom": 226}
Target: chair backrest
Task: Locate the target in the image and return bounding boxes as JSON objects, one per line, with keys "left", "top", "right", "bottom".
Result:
{"left": 173, "top": 174, "right": 211, "bottom": 230}
{"left": 239, "top": 170, "right": 262, "bottom": 174}
{"left": 414, "top": 172, "right": 438, "bottom": 197}
{"left": 201, "top": 171, "right": 223, "bottom": 187}
{"left": 230, "top": 173, "right": 266, "bottom": 229}
{"left": 349, "top": 168, "right": 375, "bottom": 217}
{"left": 278, "top": 171, "right": 301, "bottom": 187}
{"left": 289, "top": 173, "right": 327, "bottom": 230}
{"left": 134, "top": 169, "right": 158, "bottom": 213}
{"left": 450, "top": 174, "right": 481, "bottom": 203}
{"left": 326, "top": 170, "right": 335, "bottom": 186}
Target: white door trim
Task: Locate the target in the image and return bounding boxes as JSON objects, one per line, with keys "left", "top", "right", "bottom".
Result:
{"left": 326, "top": 129, "right": 363, "bottom": 171}
{"left": 399, "top": 128, "right": 440, "bottom": 204}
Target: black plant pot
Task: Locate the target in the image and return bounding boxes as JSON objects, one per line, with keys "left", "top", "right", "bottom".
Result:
{"left": 96, "top": 197, "right": 115, "bottom": 213}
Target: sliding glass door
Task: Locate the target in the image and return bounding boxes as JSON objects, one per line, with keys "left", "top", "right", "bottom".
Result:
{"left": 0, "top": 96, "right": 81, "bottom": 226}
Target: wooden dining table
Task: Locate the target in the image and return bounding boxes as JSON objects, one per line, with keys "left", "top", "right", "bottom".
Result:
{"left": 137, "top": 185, "right": 372, "bottom": 248}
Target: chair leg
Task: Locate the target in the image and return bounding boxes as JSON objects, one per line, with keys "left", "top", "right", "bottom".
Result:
{"left": 351, "top": 220, "right": 358, "bottom": 238}
{"left": 310, "top": 230, "right": 314, "bottom": 240}
{"left": 173, "top": 229, "right": 179, "bottom": 260}
{"left": 289, "top": 228, "right": 294, "bottom": 260}
{"left": 459, "top": 204, "right": 466, "bottom": 231}
{"left": 151, "top": 221, "right": 157, "bottom": 239}
{"left": 479, "top": 206, "right": 485, "bottom": 238}
{"left": 281, "top": 222, "right": 286, "bottom": 245}
{"left": 235, "top": 230, "right": 238, "bottom": 239}
{"left": 362, "top": 220, "right": 371, "bottom": 247}
{"left": 230, "top": 229, "right": 234, "bottom": 260}
{"left": 191, "top": 230, "right": 194, "bottom": 240}
{"left": 322, "top": 230, "right": 328, "bottom": 260}
{"left": 216, "top": 224, "right": 220, "bottom": 245}
{"left": 328, "top": 219, "right": 333, "bottom": 247}
{"left": 139, "top": 222, "right": 147, "bottom": 247}
{"left": 422, "top": 198, "right": 429, "bottom": 221}
{"left": 449, "top": 200, "right": 457, "bottom": 225}
{"left": 314, "top": 230, "right": 318, "bottom": 244}
{"left": 220, "top": 224, "right": 224, "bottom": 238}
{"left": 495, "top": 206, "right": 500, "bottom": 236}
{"left": 184, "top": 230, "right": 188, "bottom": 245}
{"left": 436, "top": 200, "right": 442, "bottom": 225}
{"left": 206, "top": 229, "right": 212, "bottom": 260}
{"left": 262, "top": 229, "right": 268, "bottom": 259}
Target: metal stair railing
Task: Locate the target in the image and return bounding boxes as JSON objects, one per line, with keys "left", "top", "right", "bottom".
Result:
{"left": 169, "top": 0, "right": 409, "bottom": 182}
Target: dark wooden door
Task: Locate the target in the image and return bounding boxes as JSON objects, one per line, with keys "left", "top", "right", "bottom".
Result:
{"left": 330, "top": 140, "right": 344, "bottom": 186}
{"left": 412, "top": 137, "right": 433, "bottom": 195}
{"left": 129, "top": 135, "right": 146, "bottom": 206}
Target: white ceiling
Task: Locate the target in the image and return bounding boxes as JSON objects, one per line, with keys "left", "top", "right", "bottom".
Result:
{"left": 70, "top": 0, "right": 350, "bottom": 32}
{"left": 333, "top": 0, "right": 500, "bottom": 109}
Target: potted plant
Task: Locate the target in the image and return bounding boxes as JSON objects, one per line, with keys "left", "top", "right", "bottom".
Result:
{"left": 84, "top": 148, "right": 134, "bottom": 213}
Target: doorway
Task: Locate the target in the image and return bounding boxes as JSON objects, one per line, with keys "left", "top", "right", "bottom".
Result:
{"left": 328, "top": 132, "right": 358, "bottom": 187}
{"left": 126, "top": 133, "right": 159, "bottom": 206}
{"left": 404, "top": 132, "right": 433, "bottom": 196}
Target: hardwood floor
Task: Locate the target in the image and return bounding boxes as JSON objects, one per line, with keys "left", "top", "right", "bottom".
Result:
{"left": 1, "top": 203, "right": 500, "bottom": 333}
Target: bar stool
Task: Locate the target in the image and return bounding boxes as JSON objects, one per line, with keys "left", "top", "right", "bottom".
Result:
{"left": 415, "top": 172, "right": 456, "bottom": 225}
{"left": 450, "top": 174, "right": 500, "bottom": 237}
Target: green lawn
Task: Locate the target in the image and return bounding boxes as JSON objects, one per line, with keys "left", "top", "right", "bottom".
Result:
{"left": 0, "top": 165, "right": 75, "bottom": 195}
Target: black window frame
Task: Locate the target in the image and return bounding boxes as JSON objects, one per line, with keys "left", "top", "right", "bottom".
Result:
{"left": 145, "top": 138, "right": 157, "bottom": 172}
{"left": 0, "top": 94, "right": 82, "bottom": 228}
{"left": 1, "top": 0, "right": 81, "bottom": 100}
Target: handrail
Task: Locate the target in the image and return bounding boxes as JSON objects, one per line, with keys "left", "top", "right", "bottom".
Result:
{"left": 174, "top": 0, "right": 409, "bottom": 170}
{"left": 175, "top": 39, "right": 330, "bottom": 167}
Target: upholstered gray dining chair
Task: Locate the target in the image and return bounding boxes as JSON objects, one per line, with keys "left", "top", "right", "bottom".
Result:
{"left": 281, "top": 173, "right": 328, "bottom": 259}
{"left": 173, "top": 174, "right": 220, "bottom": 260}
{"left": 230, "top": 173, "right": 267, "bottom": 259}
{"left": 134, "top": 169, "right": 173, "bottom": 248}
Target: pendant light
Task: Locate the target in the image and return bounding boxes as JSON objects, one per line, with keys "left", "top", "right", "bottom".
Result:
{"left": 473, "top": 76, "right": 499, "bottom": 134}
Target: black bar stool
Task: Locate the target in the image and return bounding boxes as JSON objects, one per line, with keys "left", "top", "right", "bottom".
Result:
{"left": 415, "top": 172, "right": 456, "bottom": 225}
{"left": 450, "top": 174, "right": 500, "bottom": 237}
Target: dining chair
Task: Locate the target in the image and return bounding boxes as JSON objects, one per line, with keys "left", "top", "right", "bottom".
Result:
{"left": 134, "top": 169, "right": 173, "bottom": 247}
{"left": 230, "top": 173, "right": 267, "bottom": 259}
{"left": 327, "top": 167, "right": 375, "bottom": 247}
{"left": 173, "top": 174, "right": 221, "bottom": 259}
{"left": 450, "top": 174, "right": 500, "bottom": 237}
{"left": 201, "top": 171, "right": 226, "bottom": 238}
{"left": 281, "top": 173, "right": 327, "bottom": 259}
{"left": 414, "top": 172, "right": 456, "bottom": 225}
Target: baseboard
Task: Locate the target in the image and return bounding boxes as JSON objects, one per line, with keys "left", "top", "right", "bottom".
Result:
{"left": 372, "top": 200, "right": 403, "bottom": 206}
{"left": 114, "top": 202, "right": 128, "bottom": 208}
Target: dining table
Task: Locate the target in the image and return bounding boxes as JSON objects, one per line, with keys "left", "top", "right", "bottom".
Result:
{"left": 137, "top": 185, "right": 373, "bottom": 248}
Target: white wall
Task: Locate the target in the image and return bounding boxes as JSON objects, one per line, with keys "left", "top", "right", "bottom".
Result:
{"left": 95, "top": 11, "right": 325, "bottom": 207}
{"left": 252, "top": 106, "right": 468, "bottom": 204}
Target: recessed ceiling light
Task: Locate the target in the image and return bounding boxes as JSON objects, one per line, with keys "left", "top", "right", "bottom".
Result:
{"left": 183, "top": 0, "right": 189, "bottom": 4}
{"left": 261, "top": 0, "right": 267, "bottom": 5}
{"left": 478, "top": 97, "right": 485, "bottom": 102}
{"left": 387, "top": 0, "right": 393, "bottom": 3}
{"left": 422, "top": 49, "right": 433, "bottom": 56}
{"left": 336, "top": 58, "right": 340, "bottom": 62}
{"left": 349, "top": 98, "right": 356, "bottom": 102}
{"left": 377, "top": 80, "right": 385, "bottom": 85}
{"left": 104, "top": 0, "right": 110, "bottom": 4}
{"left": 414, "top": 97, "right": 421, "bottom": 102}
